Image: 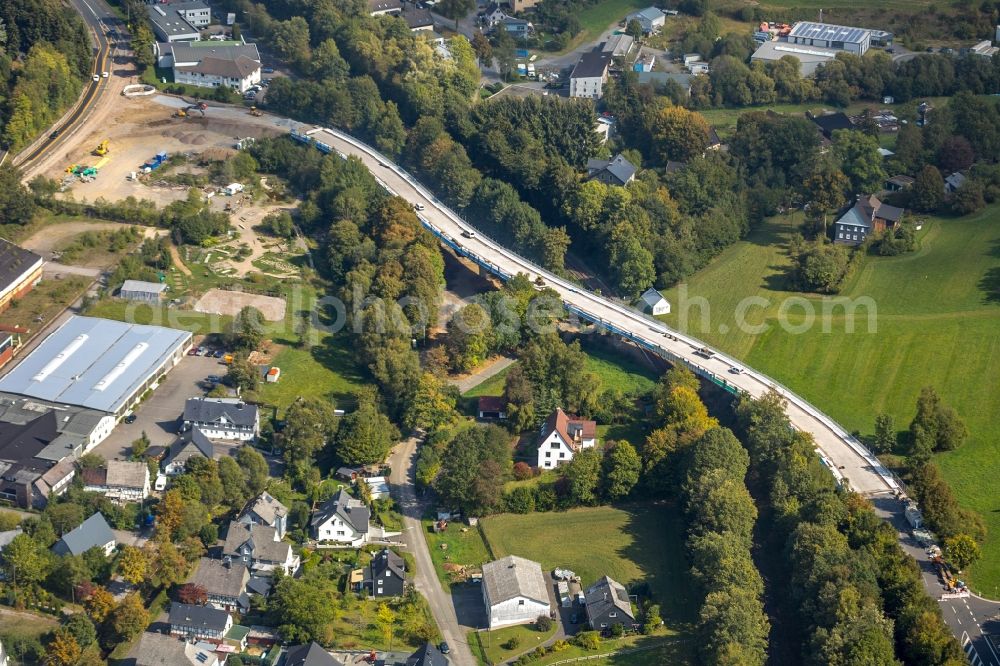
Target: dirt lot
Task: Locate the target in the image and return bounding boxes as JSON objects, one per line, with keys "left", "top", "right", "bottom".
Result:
{"left": 19, "top": 220, "right": 165, "bottom": 261}
{"left": 40, "top": 94, "right": 289, "bottom": 206}
{"left": 194, "top": 288, "right": 287, "bottom": 321}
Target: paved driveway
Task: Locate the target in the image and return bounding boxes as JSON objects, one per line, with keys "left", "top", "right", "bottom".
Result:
{"left": 91, "top": 353, "right": 226, "bottom": 460}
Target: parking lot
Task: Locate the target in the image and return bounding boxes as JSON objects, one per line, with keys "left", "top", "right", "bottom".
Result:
{"left": 90, "top": 351, "right": 227, "bottom": 460}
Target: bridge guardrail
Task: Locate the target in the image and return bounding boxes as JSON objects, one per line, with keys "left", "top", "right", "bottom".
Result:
{"left": 300, "top": 125, "right": 899, "bottom": 494}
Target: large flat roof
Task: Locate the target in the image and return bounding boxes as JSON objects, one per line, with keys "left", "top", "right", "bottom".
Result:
{"left": 0, "top": 316, "right": 191, "bottom": 414}
{"left": 788, "top": 21, "right": 869, "bottom": 45}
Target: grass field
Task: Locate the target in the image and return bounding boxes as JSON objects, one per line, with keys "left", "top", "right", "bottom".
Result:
{"left": 480, "top": 504, "right": 696, "bottom": 624}
{"left": 543, "top": 0, "right": 649, "bottom": 54}
{"left": 529, "top": 633, "right": 690, "bottom": 665}
{"left": 423, "top": 519, "right": 493, "bottom": 588}
{"left": 257, "top": 332, "right": 365, "bottom": 413}
{"left": 658, "top": 204, "right": 1000, "bottom": 593}
{"left": 469, "top": 621, "right": 558, "bottom": 665}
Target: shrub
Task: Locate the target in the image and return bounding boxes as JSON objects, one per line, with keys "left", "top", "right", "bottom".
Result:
{"left": 513, "top": 462, "right": 533, "bottom": 480}
{"left": 609, "top": 622, "right": 624, "bottom": 637}
{"left": 503, "top": 636, "right": 521, "bottom": 650}
{"left": 575, "top": 631, "right": 600, "bottom": 650}
{"left": 552, "top": 639, "right": 570, "bottom": 652}
{"left": 535, "top": 615, "right": 553, "bottom": 632}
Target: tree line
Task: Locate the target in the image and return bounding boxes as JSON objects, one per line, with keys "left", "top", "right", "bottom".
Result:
{"left": 736, "top": 392, "right": 965, "bottom": 665}
{"left": 0, "top": 0, "right": 92, "bottom": 152}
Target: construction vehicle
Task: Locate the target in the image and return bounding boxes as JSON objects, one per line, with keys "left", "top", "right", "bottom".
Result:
{"left": 93, "top": 139, "right": 110, "bottom": 156}
{"left": 248, "top": 106, "right": 262, "bottom": 117}
{"left": 142, "top": 151, "right": 168, "bottom": 173}
{"left": 174, "top": 102, "right": 208, "bottom": 118}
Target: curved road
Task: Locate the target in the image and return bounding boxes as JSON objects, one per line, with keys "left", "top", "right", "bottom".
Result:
{"left": 288, "top": 124, "right": 1000, "bottom": 664}
{"left": 13, "top": 0, "right": 115, "bottom": 170}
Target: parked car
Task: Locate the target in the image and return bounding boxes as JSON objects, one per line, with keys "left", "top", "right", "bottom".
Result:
{"left": 187, "top": 347, "right": 198, "bottom": 356}
{"left": 262, "top": 67, "right": 275, "bottom": 73}
{"left": 206, "top": 375, "right": 221, "bottom": 383}
{"left": 124, "top": 413, "right": 137, "bottom": 424}
{"left": 438, "top": 642, "right": 450, "bottom": 655}
{"left": 213, "top": 349, "right": 225, "bottom": 358}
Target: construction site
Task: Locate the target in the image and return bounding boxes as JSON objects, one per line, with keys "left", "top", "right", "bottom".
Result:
{"left": 40, "top": 94, "right": 294, "bottom": 207}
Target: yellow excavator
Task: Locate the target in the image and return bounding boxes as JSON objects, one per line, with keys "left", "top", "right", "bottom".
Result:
{"left": 93, "top": 139, "right": 110, "bottom": 156}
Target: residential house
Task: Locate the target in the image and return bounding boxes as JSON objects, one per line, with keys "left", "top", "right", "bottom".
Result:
{"left": 169, "top": 602, "right": 233, "bottom": 643}
{"left": 885, "top": 175, "right": 915, "bottom": 192}
{"left": 164, "top": 428, "right": 215, "bottom": 475}
{"left": 569, "top": 51, "right": 611, "bottom": 99}
{"left": 401, "top": 4, "right": 434, "bottom": 31}
{"left": 0, "top": 638, "right": 7, "bottom": 666}
{"left": 536, "top": 408, "right": 597, "bottom": 470}
{"left": 480, "top": 3, "right": 510, "bottom": 28}
{"left": 222, "top": 521, "right": 300, "bottom": 575}
{"left": 477, "top": 396, "right": 507, "bottom": 420}
{"left": 311, "top": 488, "right": 370, "bottom": 545}
{"left": 706, "top": 126, "right": 723, "bottom": 151}
{"left": 189, "top": 558, "right": 251, "bottom": 612}
{"left": 52, "top": 512, "right": 116, "bottom": 557}
{"left": 119, "top": 280, "right": 168, "bottom": 303}
{"left": 365, "top": 548, "right": 406, "bottom": 598}
{"left": 809, "top": 111, "right": 855, "bottom": 140}
{"left": 368, "top": 0, "right": 403, "bottom": 15}
{"left": 945, "top": 172, "right": 966, "bottom": 193}
{"left": 583, "top": 576, "right": 637, "bottom": 632}
{"left": 156, "top": 42, "right": 262, "bottom": 93}
{"left": 81, "top": 460, "right": 150, "bottom": 503}
{"left": 126, "top": 632, "right": 221, "bottom": 666}
{"left": 237, "top": 491, "right": 288, "bottom": 539}
{"left": 405, "top": 642, "right": 448, "bottom": 666}
{"left": 0, "top": 239, "right": 44, "bottom": 314}
{"left": 183, "top": 397, "right": 260, "bottom": 442}
{"left": 284, "top": 642, "right": 344, "bottom": 666}
{"left": 586, "top": 154, "right": 636, "bottom": 186}
{"left": 626, "top": 7, "right": 666, "bottom": 34}
{"left": 834, "top": 194, "right": 904, "bottom": 245}
{"left": 638, "top": 287, "right": 670, "bottom": 315}
{"left": 482, "top": 555, "right": 552, "bottom": 629}
{"left": 501, "top": 17, "right": 533, "bottom": 38}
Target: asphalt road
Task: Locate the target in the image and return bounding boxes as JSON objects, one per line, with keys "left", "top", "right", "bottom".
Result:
{"left": 14, "top": 0, "right": 117, "bottom": 170}
{"left": 388, "top": 436, "right": 476, "bottom": 666}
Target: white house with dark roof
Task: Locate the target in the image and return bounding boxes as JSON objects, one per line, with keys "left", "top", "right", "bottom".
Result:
{"left": 583, "top": 576, "right": 636, "bottom": 631}
{"left": 536, "top": 408, "right": 597, "bottom": 470}
{"left": 311, "top": 488, "right": 370, "bottom": 546}
{"left": 169, "top": 602, "right": 233, "bottom": 642}
{"left": 237, "top": 491, "right": 288, "bottom": 538}
{"left": 183, "top": 397, "right": 259, "bottom": 442}
{"left": 222, "top": 521, "right": 299, "bottom": 575}
{"left": 52, "top": 512, "right": 116, "bottom": 557}
{"left": 164, "top": 428, "right": 215, "bottom": 475}
{"left": 569, "top": 51, "right": 611, "bottom": 99}
{"left": 155, "top": 42, "right": 262, "bottom": 92}
{"left": 482, "top": 555, "right": 552, "bottom": 629}
{"left": 834, "top": 194, "right": 904, "bottom": 245}
{"left": 586, "top": 154, "right": 636, "bottom": 187}
{"left": 284, "top": 642, "right": 344, "bottom": 666}
{"left": 189, "top": 557, "right": 252, "bottom": 612}
{"left": 638, "top": 287, "right": 670, "bottom": 315}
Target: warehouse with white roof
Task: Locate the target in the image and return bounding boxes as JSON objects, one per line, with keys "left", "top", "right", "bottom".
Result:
{"left": 0, "top": 316, "right": 192, "bottom": 447}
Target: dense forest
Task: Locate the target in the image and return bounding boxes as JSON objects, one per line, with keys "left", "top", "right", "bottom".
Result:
{"left": 0, "top": 0, "right": 91, "bottom": 151}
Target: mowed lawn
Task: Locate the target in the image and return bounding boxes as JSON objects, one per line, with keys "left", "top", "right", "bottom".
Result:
{"left": 480, "top": 504, "right": 696, "bottom": 625}
{"left": 659, "top": 204, "right": 1000, "bottom": 593}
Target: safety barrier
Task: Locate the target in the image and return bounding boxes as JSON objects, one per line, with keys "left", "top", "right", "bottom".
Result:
{"left": 293, "top": 124, "right": 899, "bottom": 495}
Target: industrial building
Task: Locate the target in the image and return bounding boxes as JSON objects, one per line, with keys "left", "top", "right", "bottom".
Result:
{"left": 0, "top": 239, "right": 44, "bottom": 313}
{"left": 0, "top": 315, "right": 192, "bottom": 425}
{"left": 119, "top": 280, "right": 168, "bottom": 303}
{"left": 786, "top": 21, "right": 871, "bottom": 55}
{"left": 147, "top": 0, "right": 211, "bottom": 43}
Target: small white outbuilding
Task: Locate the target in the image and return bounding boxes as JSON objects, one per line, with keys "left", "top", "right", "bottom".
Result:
{"left": 638, "top": 287, "right": 671, "bottom": 315}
